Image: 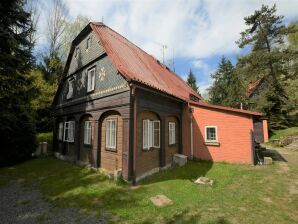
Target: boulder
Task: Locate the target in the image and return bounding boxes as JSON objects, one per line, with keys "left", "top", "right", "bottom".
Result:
{"left": 194, "top": 177, "right": 214, "bottom": 186}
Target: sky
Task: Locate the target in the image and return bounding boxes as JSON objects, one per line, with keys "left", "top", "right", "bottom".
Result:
{"left": 35, "top": 0, "right": 298, "bottom": 94}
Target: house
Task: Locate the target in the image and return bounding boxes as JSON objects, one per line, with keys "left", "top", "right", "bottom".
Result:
{"left": 246, "top": 76, "right": 268, "bottom": 98}
{"left": 53, "top": 22, "right": 268, "bottom": 182}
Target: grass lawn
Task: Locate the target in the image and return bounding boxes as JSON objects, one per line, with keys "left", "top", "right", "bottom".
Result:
{"left": 269, "top": 127, "right": 298, "bottom": 140}
{"left": 1, "top": 155, "right": 298, "bottom": 224}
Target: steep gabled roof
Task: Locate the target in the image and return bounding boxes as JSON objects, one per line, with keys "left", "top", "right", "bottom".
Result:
{"left": 90, "top": 22, "right": 201, "bottom": 101}
{"left": 246, "top": 76, "right": 267, "bottom": 98}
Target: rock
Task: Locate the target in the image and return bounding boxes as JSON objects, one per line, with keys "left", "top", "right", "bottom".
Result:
{"left": 264, "top": 157, "right": 272, "bottom": 165}
{"left": 150, "top": 195, "right": 172, "bottom": 207}
{"left": 194, "top": 177, "right": 214, "bottom": 186}
{"left": 173, "top": 154, "right": 187, "bottom": 167}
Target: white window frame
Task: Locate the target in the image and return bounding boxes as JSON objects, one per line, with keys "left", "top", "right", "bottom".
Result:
{"left": 84, "top": 121, "right": 92, "bottom": 145}
{"left": 75, "top": 47, "right": 80, "bottom": 58}
{"left": 143, "top": 119, "right": 160, "bottom": 150}
{"left": 205, "top": 126, "right": 218, "bottom": 142}
{"left": 106, "top": 119, "right": 117, "bottom": 150}
{"left": 86, "top": 37, "right": 91, "bottom": 50}
{"left": 64, "top": 121, "right": 75, "bottom": 142}
{"left": 87, "top": 68, "right": 95, "bottom": 92}
{"left": 67, "top": 79, "right": 74, "bottom": 99}
{"left": 153, "top": 120, "right": 160, "bottom": 148}
{"left": 169, "top": 122, "right": 176, "bottom": 145}
{"left": 58, "top": 122, "right": 63, "bottom": 140}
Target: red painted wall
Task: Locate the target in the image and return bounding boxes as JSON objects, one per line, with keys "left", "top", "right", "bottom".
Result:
{"left": 182, "top": 104, "right": 254, "bottom": 163}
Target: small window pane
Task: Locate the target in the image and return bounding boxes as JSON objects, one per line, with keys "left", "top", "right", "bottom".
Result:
{"left": 169, "top": 122, "right": 176, "bottom": 145}
{"left": 67, "top": 79, "right": 74, "bottom": 99}
{"left": 84, "top": 121, "right": 92, "bottom": 145}
{"left": 153, "top": 121, "right": 160, "bottom": 148}
{"left": 58, "top": 122, "right": 63, "bottom": 140}
{"left": 206, "top": 127, "right": 217, "bottom": 142}
{"left": 106, "top": 120, "right": 116, "bottom": 149}
{"left": 87, "top": 68, "right": 95, "bottom": 92}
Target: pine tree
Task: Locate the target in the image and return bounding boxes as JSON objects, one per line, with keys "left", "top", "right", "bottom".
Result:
{"left": 0, "top": 0, "right": 37, "bottom": 166}
{"left": 186, "top": 69, "right": 199, "bottom": 94}
{"left": 236, "top": 4, "right": 296, "bottom": 129}
{"left": 208, "top": 57, "right": 243, "bottom": 107}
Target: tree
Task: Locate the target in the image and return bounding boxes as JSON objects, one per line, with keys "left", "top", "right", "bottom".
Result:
{"left": 236, "top": 4, "right": 296, "bottom": 129}
{"left": 60, "top": 15, "right": 90, "bottom": 62}
{"left": 0, "top": 0, "right": 37, "bottom": 166}
{"left": 186, "top": 69, "right": 199, "bottom": 94}
{"left": 208, "top": 57, "right": 244, "bottom": 107}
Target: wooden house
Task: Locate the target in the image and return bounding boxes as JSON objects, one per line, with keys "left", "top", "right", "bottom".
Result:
{"left": 53, "top": 22, "right": 268, "bottom": 182}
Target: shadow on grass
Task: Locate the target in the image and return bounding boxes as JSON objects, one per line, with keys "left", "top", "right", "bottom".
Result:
{"left": 140, "top": 160, "right": 213, "bottom": 185}
{"left": 262, "top": 149, "right": 287, "bottom": 162}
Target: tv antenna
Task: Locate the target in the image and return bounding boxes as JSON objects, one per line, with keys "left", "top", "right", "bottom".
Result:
{"left": 153, "top": 41, "right": 167, "bottom": 63}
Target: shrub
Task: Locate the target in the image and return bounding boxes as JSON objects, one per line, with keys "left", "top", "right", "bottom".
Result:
{"left": 37, "top": 132, "right": 53, "bottom": 152}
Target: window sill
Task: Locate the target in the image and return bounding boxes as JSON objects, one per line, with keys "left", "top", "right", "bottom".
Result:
{"left": 83, "top": 144, "right": 92, "bottom": 147}
{"left": 168, "top": 143, "right": 177, "bottom": 147}
{"left": 105, "top": 148, "right": 117, "bottom": 152}
{"left": 204, "top": 142, "right": 220, "bottom": 146}
{"left": 142, "top": 147, "right": 159, "bottom": 151}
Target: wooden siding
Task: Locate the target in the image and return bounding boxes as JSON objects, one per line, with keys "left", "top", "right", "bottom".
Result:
{"left": 165, "top": 116, "right": 179, "bottom": 165}
{"left": 100, "top": 113, "right": 123, "bottom": 172}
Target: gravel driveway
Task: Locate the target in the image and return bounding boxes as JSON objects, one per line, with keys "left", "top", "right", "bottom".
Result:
{"left": 0, "top": 182, "right": 107, "bottom": 224}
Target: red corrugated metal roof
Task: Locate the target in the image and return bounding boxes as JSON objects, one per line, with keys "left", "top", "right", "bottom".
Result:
{"left": 246, "top": 77, "right": 267, "bottom": 98}
{"left": 192, "top": 101, "right": 262, "bottom": 116}
{"left": 90, "top": 22, "right": 200, "bottom": 101}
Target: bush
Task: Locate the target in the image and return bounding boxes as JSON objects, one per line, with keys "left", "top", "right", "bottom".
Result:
{"left": 37, "top": 132, "right": 53, "bottom": 152}
{"left": 0, "top": 105, "right": 37, "bottom": 167}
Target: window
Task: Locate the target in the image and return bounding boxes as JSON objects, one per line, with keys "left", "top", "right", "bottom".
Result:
{"left": 75, "top": 47, "right": 80, "bottom": 58}
{"left": 58, "top": 122, "right": 63, "bottom": 140}
{"left": 87, "top": 68, "right": 95, "bottom": 92}
{"left": 86, "top": 37, "right": 91, "bottom": 50}
{"left": 64, "top": 121, "right": 75, "bottom": 142}
{"left": 67, "top": 79, "right": 74, "bottom": 99}
{"left": 205, "top": 126, "right": 218, "bottom": 142}
{"left": 84, "top": 121, "right": 92, "bottom": 145}
{"left": 106, "top": 119, "right": 117, "bottom": 149}
{"left": 153, "top": 121, "right": 160, "bottom": 148}
{"left": 169, "top": 122, "right": 176, "bottom": 145}
{"left": 143, "top": 119, "right": 160, "bottom": 150}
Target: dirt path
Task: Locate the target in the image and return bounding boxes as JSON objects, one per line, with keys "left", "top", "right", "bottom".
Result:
{"left": 0, "top": 182, "right": 107, "bottom": 224}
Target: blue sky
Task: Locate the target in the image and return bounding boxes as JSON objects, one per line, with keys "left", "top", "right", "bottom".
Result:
{"left": 35, "top": 0, "right": 298, "bottom": 94}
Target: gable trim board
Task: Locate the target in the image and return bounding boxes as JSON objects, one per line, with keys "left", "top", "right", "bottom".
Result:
{"left": 53, "top": 22, "right": 268, "bottom": 183}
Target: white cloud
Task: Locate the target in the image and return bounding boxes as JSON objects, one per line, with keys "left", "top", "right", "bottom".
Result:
{"left": 36, "top": 0, "right": 298, "bottom": 60}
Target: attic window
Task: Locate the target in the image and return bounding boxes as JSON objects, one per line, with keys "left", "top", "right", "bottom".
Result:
{"left": 75, "top": 47, "right": 80, "bottom": 58}
{"left": 67, "top": 79, "right": 74, "bottom": 99}
{"left": 86, "top": 37, "right": 91, "bottom": 50}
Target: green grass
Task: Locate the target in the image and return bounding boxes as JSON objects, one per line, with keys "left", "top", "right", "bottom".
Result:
{"left": 0, "top": 157, "right": 297, "bottom": 223}
{"left": 37, "top": 132, "right": 53, "bottom": 152}
{"left": 269, "top": 127, "right": 298, "bottom": 140}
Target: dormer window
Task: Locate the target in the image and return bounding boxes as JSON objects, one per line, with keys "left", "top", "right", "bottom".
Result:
{"left": 87, "top": 68, "right": 95, "bottom": 92}
{"left": 75, "top": 47, "right": 80, "bottom": 58}
{"left": 67, "top": 79, "right": 74, "bottom": 99}
{"left": 86, "top": 37, "right": 91, "bottom": 50}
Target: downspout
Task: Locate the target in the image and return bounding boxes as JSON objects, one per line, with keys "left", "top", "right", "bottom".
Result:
{"left": 189, "top": 102, "right": 194, "bottom": 160}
